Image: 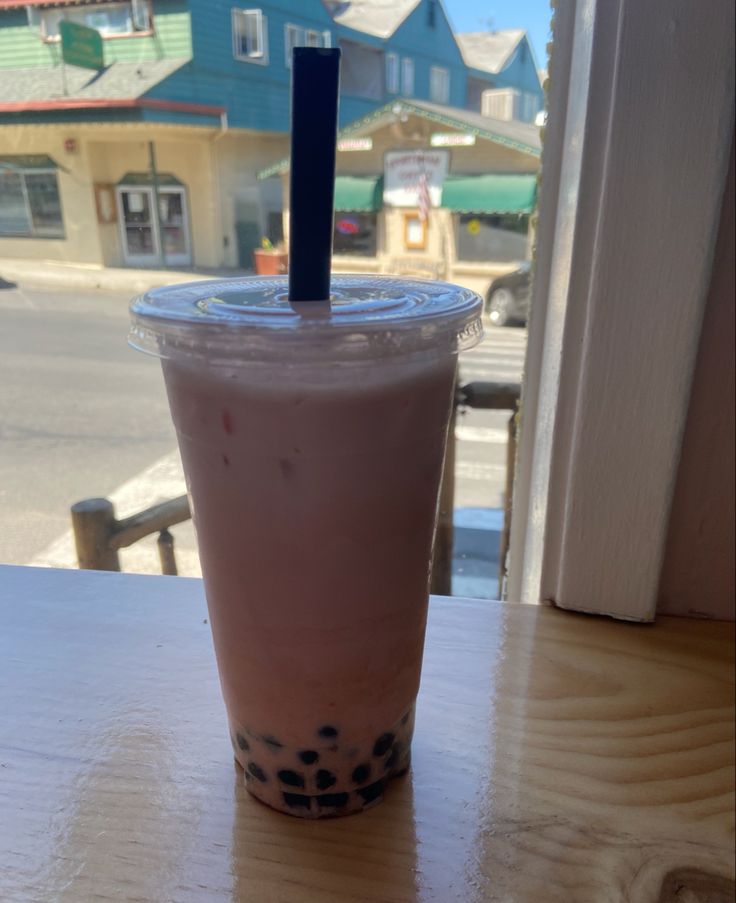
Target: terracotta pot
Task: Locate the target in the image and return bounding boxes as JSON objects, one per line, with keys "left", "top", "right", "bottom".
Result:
{"left": 253, "top": 249, "right": 288, "bottom": 275}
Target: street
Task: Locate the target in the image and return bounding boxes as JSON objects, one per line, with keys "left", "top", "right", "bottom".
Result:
{"left": 0, "top": 281, "right": 526, "bottom": 578}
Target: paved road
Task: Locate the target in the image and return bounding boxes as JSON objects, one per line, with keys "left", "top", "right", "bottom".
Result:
{"left": 0, "top": 281, "right": 526, "bottom": 574}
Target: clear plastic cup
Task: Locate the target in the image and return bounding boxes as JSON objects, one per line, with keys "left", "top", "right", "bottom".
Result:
{"left": 129, "top": 275, "right": 482, "bottom": 817}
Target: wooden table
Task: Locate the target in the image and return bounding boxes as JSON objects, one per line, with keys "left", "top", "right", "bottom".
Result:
{"left": 0, "top": 566, "right": 733, "bottom": 903}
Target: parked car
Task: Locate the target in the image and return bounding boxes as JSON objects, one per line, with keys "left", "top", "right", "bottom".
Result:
{"left": 485, "top": 261, "right": 531, "bottom": 326}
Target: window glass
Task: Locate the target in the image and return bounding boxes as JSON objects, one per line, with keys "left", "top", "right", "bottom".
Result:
{"left": 455, "top": 213, "right": 529, "bottom": 263}
{"left": 333, "top": 213, "right": 378, "bottom": 257}
{"left": 284, "top": 23, "right": 303, "bottom": 66}
{"left": 233, "top": 9, "right": 266, "bottom": 62}
{"left": 0, "top": 172, "right": 30, "bottom": 235}
{"left": 284, "top": 23, "right": 329, "bottom": 67}
{"left": 401, "top": 57, "right": 414, "bottom": 96}
{"left": 430, "top": 66, "right": 449, "bottom": 104}
{"left": 0, "top": 169, "right": 63, "bottom": 238}
{"left": 386, "top": 53, "right": 399, "bottom": 94}
{"left": 25, "top": 173, "right": 64, "bottom": 235}
{"left": 41, "top": 2, "right": 149, "bottom": 39}
{"left": 339, "top": 41, "right": 383, "bottom": 100}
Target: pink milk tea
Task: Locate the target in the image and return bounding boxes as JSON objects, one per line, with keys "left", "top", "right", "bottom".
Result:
{"left": 130, "top": 276, "right": 482, "bottom": 818}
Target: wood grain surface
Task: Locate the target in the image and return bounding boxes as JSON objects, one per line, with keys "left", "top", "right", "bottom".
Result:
{"left": 0, "top": 565, "right": 733, "bottom": 903}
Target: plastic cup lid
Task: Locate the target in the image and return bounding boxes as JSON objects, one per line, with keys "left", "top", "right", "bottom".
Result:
{"left": 129, "top": 275, "right": 483, "bottom": 365}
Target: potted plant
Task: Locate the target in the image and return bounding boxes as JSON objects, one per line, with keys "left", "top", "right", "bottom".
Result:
{"left": 253, "top": 238, "right": 288, "bottom": 275}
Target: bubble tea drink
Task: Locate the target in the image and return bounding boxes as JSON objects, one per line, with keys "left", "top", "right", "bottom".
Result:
{"left": 129, "top": 275, "right": 482, "bottom": 816}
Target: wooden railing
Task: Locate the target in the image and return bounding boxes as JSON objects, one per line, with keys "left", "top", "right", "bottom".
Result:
{"left": 71, "top": 494, "right": 191, "bottom": 576}
{"left": 71, "top": 380, "right": 520, "bottom": 591}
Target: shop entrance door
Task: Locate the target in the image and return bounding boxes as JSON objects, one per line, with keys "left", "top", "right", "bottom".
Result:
{"left": 117, "top": 185, "right": 191, "bottom": 267}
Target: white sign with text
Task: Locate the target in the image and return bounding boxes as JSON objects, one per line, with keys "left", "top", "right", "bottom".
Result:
{"left": 383, "top": 150, "right": 449, "bottom": 207}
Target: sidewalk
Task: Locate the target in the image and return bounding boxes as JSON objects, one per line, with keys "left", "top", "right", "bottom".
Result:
{"left": 0, "top": 257, "right": 249, "bottom": 293}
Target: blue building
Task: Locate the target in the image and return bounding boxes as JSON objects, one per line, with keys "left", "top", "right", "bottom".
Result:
{"left": 0, "top": 0, "right": 543, "bottom": 268}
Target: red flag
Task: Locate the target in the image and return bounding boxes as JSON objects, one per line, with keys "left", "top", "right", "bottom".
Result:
{"left": 418, "top": 171, "right": 430, "bottom": 222}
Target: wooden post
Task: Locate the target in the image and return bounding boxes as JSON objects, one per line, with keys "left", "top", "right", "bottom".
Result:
{"left": 498, "top": 411, "right": 518, "bottom": 598}
{"left": 70, "top": 498, "right": 120, "bottom": 571}
{"left": 431, "top": 404, "right": 457, "bottom": 596}
{"left": 157, "top": 529, "right": 178, "bottom": 576}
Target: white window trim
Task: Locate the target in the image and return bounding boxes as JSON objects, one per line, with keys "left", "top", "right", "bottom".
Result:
{"left": 429, "top": 65, "right": 449, "bottom": 104}
{"left": 232, "top": 8, "right": 268, "bottom": 65}
{"left": 284, "top": 22, "right": 302, "bottom": 68}
{"left": 0, "top": 167, "right": 64, "bottom": 238}
{"left": 507, "top": 0, "right": 735, "bottom": 620}
{"left": 386, "top": 52, "right": 399, "bottom": 94}
{"left": 37, "top": 0, "right": 153, "bottom": 42}
{"left": 284, "top": 23, "right": 330, "bottom": 67}
{"left": 401, "top": 57, "right": 414, "bottom": 96}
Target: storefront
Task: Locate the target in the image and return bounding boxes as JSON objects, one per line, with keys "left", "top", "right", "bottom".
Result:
{"left": 262, "top": 99, "right": 541, "bottom": 300}
{"left": 0, "top": 122, "right": 288, "bottom": 270}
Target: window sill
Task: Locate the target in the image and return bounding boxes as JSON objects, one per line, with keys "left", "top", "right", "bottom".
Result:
{"left": 0, "top": 233, "right": 65, "bottom": 240}
{"left": 42, "top": 31, "right": 153, "bottom": 43}
{"left": 233, "top": 54, "right": 269, "bottom": 66}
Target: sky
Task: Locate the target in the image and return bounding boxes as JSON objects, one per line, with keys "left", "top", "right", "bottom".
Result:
{"left": 443, "top": 0, "right": 552, "bottom": 73}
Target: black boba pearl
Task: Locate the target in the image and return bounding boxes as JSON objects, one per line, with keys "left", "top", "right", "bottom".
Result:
{"left": 247, "top": 762, "right": 267, "bottom": 782}
{"left": 315, "top": 769, "right": 336, "bottom": 790}
{"left": 316, "top": 792, "right": 349, "bottom": 809}
{"left": 384, "top": 744, "right": 400, "bottom": 772}
{"left": 236, "top": 733, "right": 249, "bottom": 752}
{"left": 357, "top": 779, "right": 386, "bottom": 805}
{"left": 261, "top": 734, "right": 283, "bottom": 749}
{"left": 298, "top": 750, "right": 319, "bottom": 765}
{"left": 282, "top": 792, "right": 311, "bottom": 810}
{"left": 372, "top": 732, "right": 395, "bottom": 757}
{"left": 277, "top": 769, "right": 305, "bottom": 788}
{"left": 317, "top": 725, "right": 338, "bottom": 738}
{"left": 352, "top": 763, "right": 371, "bottom": 785}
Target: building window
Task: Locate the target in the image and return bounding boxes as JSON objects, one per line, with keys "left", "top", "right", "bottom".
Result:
{"left": 284, "top": 23, "right": 330, "bottom": 67}
{"left": 401, "top": 57, "right": 414, "bottom": 96}
{"left": 454, "top": 213, "right": 529, "bottom": 263}
{"left": 430, "top": 66, "right": 450, "bottom": 104}
{"left": 428, "top": 0, "right": 436, "bottom": 28}
{"left": 0, "top": 166, "right": 64, "bottom": 238}
{"left": 333, "top": 213, "right": 378, "bottom": 257}
{"left": 38, "top": 1, "right": 151, "bottom": 40}
{"left": 339, "top": 40, "right": 383, "bottom": 100}
{"left": 386, "top": 52, "right": 399, "bottom": 94}
{"left": 233, "top": 9, "right": 267, "bottom": 64}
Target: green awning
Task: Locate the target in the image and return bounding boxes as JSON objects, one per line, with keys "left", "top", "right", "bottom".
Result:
{"left": 0, "top": 154, "right": 57, "bottom": 171}
{"left": 333, "top": 175, "right": 383, "bottom": 212}
{"left": 118, "top": 172, "right": 184, "bottom": 187}
{"left": 441, "top": 173, "right": 537, "bottom": 214}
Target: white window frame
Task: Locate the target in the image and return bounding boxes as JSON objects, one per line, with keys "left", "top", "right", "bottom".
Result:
{"left": 385, "top": 52, "right": 399, "bottom": 94}
{"left": 507, "top": 0, "right": 735, "bottom": 620}
{"left": 284, "top": 23, "right": 303, "bottom": 67}
{"left": 37, "top": 0, "right": 152, "bottom": 42}
{"left": 284, "top": 23, "right": 330, "bottom": 67}
{"left": 232, "top": 8, "right": 268, "bottom": 64}
{"left": 401, "top": 57, "right": 414, "bottom": 96}
{"left": 0, "top": 166, "right": 64, "bottom": 238}
{"left": 429, "top": 66, "right": 449, "bottom": 104}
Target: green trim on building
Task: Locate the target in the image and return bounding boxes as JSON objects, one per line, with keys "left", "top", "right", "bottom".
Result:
{"left": 441, "top": 173, "right": 537, "bottom": 213}
{"left": 118, "top": 171, "right": 184, "bottom": 186}
{"left": 333, "top": 175, "right": 383, "bottom": 212}
{"left": 258, "top": 98, "right": 541, "bottom": 179}
{"left": 0, "top": 154, "right": 57, "bottom": 170}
